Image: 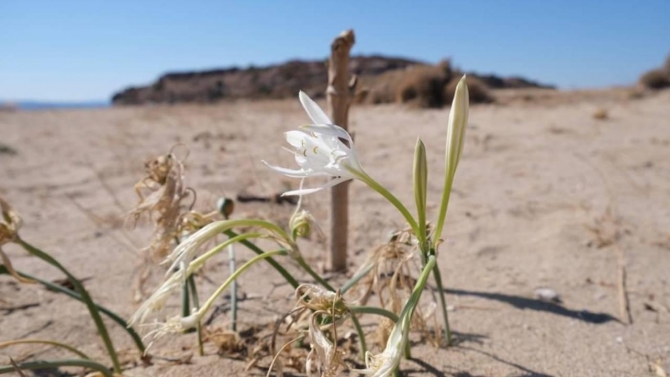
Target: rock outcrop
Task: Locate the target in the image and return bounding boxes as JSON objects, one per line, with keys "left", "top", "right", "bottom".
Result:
{"left": 111, "top": 55, "right": 554, "bottom": 105}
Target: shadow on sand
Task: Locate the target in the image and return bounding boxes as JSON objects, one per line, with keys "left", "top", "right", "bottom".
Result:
{"left": 405, "top": 347, "right": 555, "bottom": 377}
{"left": 445, "top": 288, "right": 618, "bottom": 324}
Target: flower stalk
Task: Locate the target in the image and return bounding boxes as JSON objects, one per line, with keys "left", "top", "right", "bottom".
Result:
{"left": 432, "top": 262, "right": 452, "bottom": 345}
{"left": 348, "top": 168, "right": 420, "bottom": 236}
{"left": 187, "top": 274, "right": 204, "bottom": 356}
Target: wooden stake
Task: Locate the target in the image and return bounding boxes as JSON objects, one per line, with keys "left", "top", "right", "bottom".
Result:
{"left": 327, "top": 29, "right": 356, "bottom": 271}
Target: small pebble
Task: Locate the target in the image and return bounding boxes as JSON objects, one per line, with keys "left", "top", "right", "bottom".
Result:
{"left": 534, "top": 288, "right": 562, "bottom": 303}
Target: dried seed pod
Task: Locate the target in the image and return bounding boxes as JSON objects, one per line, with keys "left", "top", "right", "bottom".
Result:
{"left": 0, "top": 196, "right": 22, "bottom": 246}
{"left": 127, "top": 150, "right": 189, "bottom": 261}
{"left": 295, "top": 284, "right": 348, "bottom": 318}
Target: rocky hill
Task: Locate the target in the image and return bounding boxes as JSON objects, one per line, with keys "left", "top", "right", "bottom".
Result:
{"left": 111, "top": 55, "right": 554, "bottom": 105}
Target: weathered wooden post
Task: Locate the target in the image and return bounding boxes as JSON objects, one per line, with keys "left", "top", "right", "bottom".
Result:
{"left": 327, "top": 29, "right": 356, "bottom": 271}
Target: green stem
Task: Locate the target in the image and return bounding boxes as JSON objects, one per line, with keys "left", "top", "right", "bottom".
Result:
{"left": 228, "top": 244, "right": 238, "bottom": 332}
{"left": 187, "top": 274, "right": 204, "bottom": 356}
{"left": 17, "top": 239, "right": 122, "bottom": 374}
{"left": 350, "top": 169, "right": 419, "bottom": 235}
{"left": 0, "top": 266, "right": 145, "bottom": 354}
{"left": 0, "top": 339, "right": 91, "bottom": 360}
{"left": 433, "top": 170, "right": 455, "bottom": 249}
{"left": 350, "top": 306, "right": 399, "bottom": 322}
{"left": 350, "top": 313, "right": 367, "bottom": 361}
{"left": 187, "top": 232, "right": 264, "bottom": 274}
{"left": 0, "top": 359, "right": 113, "bottom": 377}
{"left": 432, "top": 263, "right": 452, "bottom": 346}
{"left": 181, "top": 278, "right": 191, "bottom": 319}
{"left": 296, "top": 256, "right": 335, "bottom": 291}
{"left": 212, "top": 219, "right": 293, "bottom": 247}
{"left": 191, "top": 250, "right": 288, "bottom": 324}
{"left": 394, "top": 256, "right": 437, "bottom": 373}
{"left": 406, "top": 256, "right": 436, "bottom": 317}
{"left": 223, "top": 229, "right": 299, "bottom": 289}
{"left": 341, "top": 263, "right": 374, "bottom": 294}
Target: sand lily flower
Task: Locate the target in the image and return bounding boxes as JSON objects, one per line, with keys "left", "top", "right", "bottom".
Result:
{"left": 263, "top": 91, "right": 364, "bottom": 196}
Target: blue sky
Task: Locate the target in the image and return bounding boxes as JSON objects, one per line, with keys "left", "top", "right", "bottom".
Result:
{"left": 1, "top": 1, "right": 668, "bottom": 102}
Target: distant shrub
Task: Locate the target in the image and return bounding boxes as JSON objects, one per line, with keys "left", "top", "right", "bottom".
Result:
{"left": 369, "top": 86, "right": 396, "bottom": 104}
{"left": 396, "top": 65, "right": 450, "bottom": 108}
{"left": 353, "top": 68, "right": 406, "bottom": 105}
{"left": 639, "top": 69, "right": 670, "bottom": 90}
{"left": 356, "top": 59, "right": 497, "bottom": 107}
{"left": 444, "top": 76, "right": 493, "bottom": 104}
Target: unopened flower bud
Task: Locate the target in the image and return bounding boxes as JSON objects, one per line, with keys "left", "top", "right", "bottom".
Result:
{"left": 217, "top": 197, "right": 235, "bottom": 218}
{"left": 290, "top": 209, "right": 313, "bottom": 239}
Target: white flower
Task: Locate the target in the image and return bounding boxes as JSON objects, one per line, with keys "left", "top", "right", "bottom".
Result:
{"left": 263, "top": 91, "right": 364, "bottom": 196}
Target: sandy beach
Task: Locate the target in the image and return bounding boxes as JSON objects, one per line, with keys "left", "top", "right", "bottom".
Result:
{"left": 1, "top": 88, "right": 669, "bottom": 376}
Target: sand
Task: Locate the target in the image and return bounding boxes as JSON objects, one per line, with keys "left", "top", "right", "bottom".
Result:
{"left": 1, "top": 89, "right": 669, "bottom": 376}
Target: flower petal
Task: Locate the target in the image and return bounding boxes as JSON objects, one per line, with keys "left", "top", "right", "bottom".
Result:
{"left": 301, "top": 124, "right": 353, "bottom": 144}
{"left": 299, "top": 91, "right": 332, "bottom": 125}
{"left": 262, "top": 161, "right": 310, "bottom": 178}
{"left": 285, "top": 130, "right": 308, "bottom": 148}
{"left": 282, "top": 177, "right": 348, "bottom": 196}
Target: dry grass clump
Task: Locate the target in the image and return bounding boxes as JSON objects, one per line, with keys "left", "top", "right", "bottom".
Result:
{"left": 593, "top": 107, "right": 609, "bottom": 120}
{"left": 445, "top": 75, "right": 493, "bottom": 104}
{"left": 639, "top": 55, "right": 670, "bottom": 90}
{"left": 350, "top": 228, "right": 439, "bottom": 347}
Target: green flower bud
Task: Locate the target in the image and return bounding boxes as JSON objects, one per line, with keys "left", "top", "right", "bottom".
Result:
{"left": 217, "top": 197, "right": 235, "bottom": 218}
